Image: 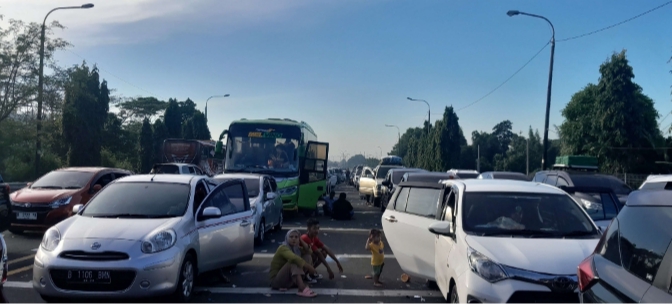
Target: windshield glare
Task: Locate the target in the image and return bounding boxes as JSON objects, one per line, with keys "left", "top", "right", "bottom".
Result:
{"left": 462, "top": 192, "right": 598, "bottom": 237}
{"left": 376, "top": 167, "right": 396, "bottom": 179}
{"left": 32, "top": 171, "right": 94, "bottom": 189}
{"left": 225, "top": 125, "right": 300, "bottom": 175}
{"left": 215, "top": 178, "right": 260, "bottom": 198}
{"left": 81, "top": 182, "right": 191, "bottom": 218}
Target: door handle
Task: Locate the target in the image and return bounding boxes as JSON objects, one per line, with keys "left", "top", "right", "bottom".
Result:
{"left": 384, "top": 216, "right": 397, "bottom": 223}
{"left": 240, "top": 220, "right": 251, "bottom": 227}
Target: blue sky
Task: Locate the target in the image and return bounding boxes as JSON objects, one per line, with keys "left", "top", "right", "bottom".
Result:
{"left": 4, "top": 0, "right": 672, "bottom": 161}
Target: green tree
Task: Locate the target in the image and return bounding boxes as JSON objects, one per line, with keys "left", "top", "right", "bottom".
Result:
{"left": 179, "top": 98, "right": 197, "bottom": 122}
{"left": 183, "top": 119, "right": 195, "bottom": 139}
{"left": 138, "top": 117, "right": 153, "bottom": 173}
{"left": 164, "top": 98, "right": 181, "bottom": 138}
{"left": 429, "top": 106, "right": 464, "bottom": 171}
{"left": 118, "top": 97, "right": 166, "bottom": 123}
{"left": 492, "top": 120, "right": 514, "bottom": 156}
{"left": 191, "top": 111, "right": 211, "bottom": 140}
{"left": 152, "top": 118, "right": 169, "bottom": 164}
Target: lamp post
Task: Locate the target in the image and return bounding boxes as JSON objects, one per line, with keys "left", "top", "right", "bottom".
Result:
{"left": 507, "top": 10, "right": 555, "bottom": 170}
{"left": 377, "top": 146, "right": 382, "bottom": 158}
{"left": 385, "top": 124, "right": 400, "bottom": 153}
{"left": 35, "top": 3, "right": 94, "bottom": 177}
{"left": 406, "top": 97, "right": 430, "bottom": 133}
{"left": 205, "top": 94, "right": 230, "bottom": 122}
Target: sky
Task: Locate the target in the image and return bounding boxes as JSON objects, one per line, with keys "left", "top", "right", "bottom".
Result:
{"left": 3, "top": 0, "right": 671, "bottom": 162}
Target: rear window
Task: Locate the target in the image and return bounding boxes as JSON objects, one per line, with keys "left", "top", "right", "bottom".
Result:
{"left": 82, "top": 182, "right": 191, "bottom": 218}
{"left": 404, "top": 187, "right": 441, "bottom": 218}
{"left": 618, "top": 206, "right": 672, "bottom": 283}
{"left": 151, "top": 165, "right": 180, "bottom": 174}
{"left": 392, "top": 171, "right": 409, "bottom": 184}
{"left": 640, "top": 182, "right": 672, "bottom": 190}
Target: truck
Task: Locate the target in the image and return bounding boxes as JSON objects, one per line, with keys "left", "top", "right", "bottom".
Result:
{"left": 161, "top": 138, "right": 224, "bottom": 176}
{"left": 216, "top": 118, "right": 329, "bottom": 216}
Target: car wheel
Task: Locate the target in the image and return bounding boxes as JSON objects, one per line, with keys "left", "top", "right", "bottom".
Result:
{"left": 173, "top": 254, "right": 196, "bottom": 303}
{"left": 274, "top": 212, "right": 283, "bottom": 231}
{"left": 449, "top": 283, "right": 459, "bottom": 303}
{"left": 255, "top": 220, "right": 265, "bottom": 246}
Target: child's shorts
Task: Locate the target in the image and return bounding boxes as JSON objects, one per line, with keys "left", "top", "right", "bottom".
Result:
{"left": 372, "top": 263, "right": 385, "bottom": 276}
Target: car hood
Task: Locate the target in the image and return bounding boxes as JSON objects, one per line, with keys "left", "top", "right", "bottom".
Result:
{"left": 465, "top": 235, "right": 598, "bottom": 275}
{"left": 10, "top": 188, "right": 80, "bottom": 203}
{"left": 58, "top": 215, "right": 181, "bottom": 241}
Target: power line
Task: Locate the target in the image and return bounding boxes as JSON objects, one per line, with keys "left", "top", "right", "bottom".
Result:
{"left": 659, "top": 111, "right": 671, "bottom": 126}
{"left": 456, "top": 42, "right": 549, "bottom": 112}
{"left": 557, "top": 0, "right": 672, "bottom": 42}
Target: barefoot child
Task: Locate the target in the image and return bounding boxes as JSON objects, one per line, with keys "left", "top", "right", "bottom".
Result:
{"left": 364, "top": 229, "right": 384, "bottom": 287}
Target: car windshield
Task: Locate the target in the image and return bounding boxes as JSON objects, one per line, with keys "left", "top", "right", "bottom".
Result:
{"left": 150, "top": 165, "right": 181, "bottom": 174}
{"left": 225, "top": 123, "right": 301, "bottom": 176}
{"left": 31, "top": 171, "right": 94, "bottom": 189}
{"left": 214, "top": 177, "right": 260, "bottom": 198}
{"left": 81, "top": 182, "right": 191, "bottom": 218}
{"left": 462, "top": 192, "right": 599, "bottom": 238}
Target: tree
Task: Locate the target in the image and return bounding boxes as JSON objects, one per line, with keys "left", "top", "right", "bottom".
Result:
{"left": 429, "top": 106, "right": 464, "bottom": 171}
{"left": 191, "top": 111, "right": 211, "bottom": 140}
{"left": 138, "top": 117, "right": 153, "bottom": 173}
{"left": 164, "top": 98, "right": 181, "bottom": 138}
{"left": 152, "top": 119, "right": 168, "bottom": 164}
{"left": 179, "top": 98, "right": 197, "bottom": 122}
{"left": 62, "top": 63, "right": 109, "bottom": 166}
{"left": 492, "top": 120, "right": 514, "bottom": 156}
{"left": 183, "top": 119, "right": 195, "bottom": 139}
{"left": 117, "top": 97, "right": 166, "bottom": 123}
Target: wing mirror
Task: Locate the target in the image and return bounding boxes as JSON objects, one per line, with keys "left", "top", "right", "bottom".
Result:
{"left": 266, "top": 192, "right": 277, "bottom": 200}
{"left": 382, "top": 180, "right": 391, "bottom": 186}
{"left": 72, "top": 204, "right": 83, "bottom": 214}
{"left": 27, "top": 182, "right": 33, "bottom": 188}
{"left": 92, "top": 184, "right": 103, "bottom": 193}
{"left": 200, "top": 207, "right": 222, "bottom": 220}
{"left": 428, "top": 221, "right": 454, "bottom": 237}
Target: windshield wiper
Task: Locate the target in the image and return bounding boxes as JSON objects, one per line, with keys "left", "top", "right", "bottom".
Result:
{"left": 479, "top": 229, "right": 556, "bottom": 238}
{"left": 557, "top": 230, "right": 598, "bottom": 238}
{"left": 32, "top": 186, "right": 64, "bottom": 189}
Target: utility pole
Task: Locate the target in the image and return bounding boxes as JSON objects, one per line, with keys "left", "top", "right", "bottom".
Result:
{"left": 477, "top": 145, "right": 480, "bottom": 172}
{"left": 526, "top": 138, "right": 529, "bottom": 175}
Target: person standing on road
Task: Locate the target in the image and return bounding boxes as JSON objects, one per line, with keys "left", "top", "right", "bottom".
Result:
{"left": 331, "top": 192, "right": 354, "bottom": 220}
{"left": 301, "top": 219, "right": 344, "bottom": 280}
{"left": 270, "top": 229, "right": 319, "bottom": 298}
{"left": 365, "top": 228, "right": 385, "bottom": 287}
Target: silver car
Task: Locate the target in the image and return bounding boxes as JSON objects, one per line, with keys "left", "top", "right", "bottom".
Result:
{"left": 32, "top": 174, "right": 254, "bottom": 302}
{"left": 213, "top": 173, "right": 283, "bottom": 245}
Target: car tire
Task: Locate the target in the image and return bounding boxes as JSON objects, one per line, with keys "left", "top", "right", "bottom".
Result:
{"left": 449, "top": 283, "right": 459, "bottom": 303}
{"left": 255, "top": 220, "right": 265, "bottom": 246}
{"left": 273, "top": 213, "right": 283, "bottom": 231}
{"left": 173, "top": 254, "right": 196, "bottom": 303}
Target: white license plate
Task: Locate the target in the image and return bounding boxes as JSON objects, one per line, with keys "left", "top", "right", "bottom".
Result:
{"left": 17, "top": 212, "right": 37, "bottom": 220}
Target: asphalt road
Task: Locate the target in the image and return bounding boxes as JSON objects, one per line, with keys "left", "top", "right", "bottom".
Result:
{"left": 1, "top": 183, "right": 444, "bottom": 303}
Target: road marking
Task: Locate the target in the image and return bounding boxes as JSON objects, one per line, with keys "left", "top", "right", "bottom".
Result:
{"left": 282, "top": 226, "right": 382, "bottom": 233}
{"left": 253, "top": 253, "right": 395, "bottom": 259}
{"left": 3, "top": 281, "right": 32, "bottom": 288}
{"left": 7, "top": 264, "right": 33, "bottom": 276}
{"left": 8, "top": 254, "right": 35, "bottom": 265}
{"left": 31, "top": 248, "right": 38, "bottom": 252}
{"left": 195, "top": 287, "right": 441, "bottom": 298}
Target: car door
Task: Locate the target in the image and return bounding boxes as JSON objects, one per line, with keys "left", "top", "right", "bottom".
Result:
{"left": 435, "top": 187, "right": 458, "bottom": 295}
{"left": 196, "top": 179, "right": 254, "bottom": 271}
{"left": 298, "top": 141, "right": 329, "bottom": 210}
{"left": 382, "top": 185, "right": 443, "bottom": 281}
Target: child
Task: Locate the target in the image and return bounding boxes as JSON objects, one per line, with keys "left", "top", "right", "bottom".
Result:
{"left": 364, "top": 228, "right": 384, "bottom": 287}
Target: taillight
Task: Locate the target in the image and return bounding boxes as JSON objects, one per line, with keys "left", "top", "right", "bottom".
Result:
{"left": 577, "top": 255, "right": 597, "bottom": 292}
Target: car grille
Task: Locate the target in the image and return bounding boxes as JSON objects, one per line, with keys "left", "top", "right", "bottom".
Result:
{"left": 50, "top": 269, "right": 136, "bottom": 292}
{"left": 59, "top": 251, "right": 130, "bottom": 262}
{"left": 507, "top": 291, "right": 579, "bottom": 303}
{"left": 11, "top": 203, "right": 52, "bottom": 212}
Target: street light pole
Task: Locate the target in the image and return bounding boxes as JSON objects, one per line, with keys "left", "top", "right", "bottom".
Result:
{"left": 406, "top": 97, "right": 430, "bottom": 134}
{"left": 35, "top": 3, "right": 94, "bottom": 177}
{"left": 377, "top": 146, "right": 382, "bottom": 158}
{"left": 385, "top": 124, "right": 400, "bottom": 153}
{"left": 507, "top": 10, "right": 555, "bottom": 170}
{"left": 205, "top": 94, "right": 230, "bottom": 122}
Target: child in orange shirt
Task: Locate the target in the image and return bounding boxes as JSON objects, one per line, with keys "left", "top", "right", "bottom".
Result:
{"left": 364, "top": 228, "right": 384, "bottom": 287}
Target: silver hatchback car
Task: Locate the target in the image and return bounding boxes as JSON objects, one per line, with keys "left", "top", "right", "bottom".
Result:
{"left": 32, "top": 174, "right": 254, "bottom": 302}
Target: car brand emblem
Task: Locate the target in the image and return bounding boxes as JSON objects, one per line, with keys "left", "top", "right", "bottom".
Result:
{"left": 91, "top": 242, "right": 101, "bottom": 250}
{"left": 24, "top": 203, "right": 31, "bottom": 208}
{"left": 551, "top": 277, "right": 575, "bottom": 291}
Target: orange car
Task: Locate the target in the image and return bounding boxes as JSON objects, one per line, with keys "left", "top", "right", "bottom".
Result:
{"left": 8, "top": 167, "right": 132, "bottom": 234}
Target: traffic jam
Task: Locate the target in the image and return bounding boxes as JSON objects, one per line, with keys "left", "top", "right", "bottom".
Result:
{"left": 1, "top": 122, "right": 672, "bottom": 303}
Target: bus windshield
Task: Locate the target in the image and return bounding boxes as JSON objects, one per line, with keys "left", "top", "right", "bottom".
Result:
{"left": 225, "top": 123, "right": 301, "bottom": 176}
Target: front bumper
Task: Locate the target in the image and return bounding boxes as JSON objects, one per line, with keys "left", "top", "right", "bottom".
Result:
{"left": 456, "top": 271, "right": 579, "bottom": 303}
{"left": 33, "top": 238, "right": 183, "bottom": 299}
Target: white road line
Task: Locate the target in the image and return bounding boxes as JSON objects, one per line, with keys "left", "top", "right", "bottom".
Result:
{"left": 8, "top": 254, "right": 35, "bottom": 266}
{"left": 194, "top": 286, "right": 441, "bottom": 298}
{"left": 253, "top": 253, "right": 395, "bottom": 259}
{"left": 3, "top": 281, "right": 32, "bottom": 288}
{"left": 282, "top": 226, "right": 381, "bottom": 233}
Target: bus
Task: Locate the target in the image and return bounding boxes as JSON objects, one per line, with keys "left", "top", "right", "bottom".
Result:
{"left": 216, "top": 118, "right": 329, "bottom": 215}
{"left": 162, "top": 138, "right": 224, "bottom": 176}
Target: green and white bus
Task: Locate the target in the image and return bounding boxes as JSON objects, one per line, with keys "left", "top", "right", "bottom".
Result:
{"left": 216, "top": 118, "right": 329, "bottom": 215}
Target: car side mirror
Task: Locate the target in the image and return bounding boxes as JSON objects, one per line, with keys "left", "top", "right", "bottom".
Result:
{"left": 27, "top": 182, "right": 33, "bottom": 187}
{"left": 382, "top": 180, "right": 390, "bottom": 186}
{"left": 200, "top": 207, "right": 222, "bottom": 220}
{"left": 92, "top": 184, "right": 102, "bottom": 193}
{"left": 72, "top": 204, "right": 83, "bottom": 214}
{"left": 266, "top": 192, "right": 277, "bottom": 200}
{"left": 428, "top": 221, "right": 454, "bottom": 237}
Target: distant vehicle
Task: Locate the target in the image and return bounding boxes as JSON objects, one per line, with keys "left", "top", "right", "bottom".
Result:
{"left": 447, "top": 169, "right": 480, "bottom": 179}
{"left": 533, "top": 169, "right": 631, "bottom": 205}
{"left": 579, "top": 189, "right": 672, "bottom": 303}
{"left": 559, "top": 186, "right": 623, "bottom": 231}
{"left": 638, "top": 174, "right": 672, "bottom": 190}
{"left": 218, "top": 118, "right": 329, "bottom": 216}
{"left": 162, "top": 138, "right": 223, "bottom": 176}
{"left": 401, "top": 171, "right": 457, "bottom": 183}
{"left": 150, "top": 163, "right": 208, "bottom": 176}
{"left": 478, "top": 171, "right": 530, "bottom": 181}
{"left": 379, "top": 155, "right": 403, "bottom": 166}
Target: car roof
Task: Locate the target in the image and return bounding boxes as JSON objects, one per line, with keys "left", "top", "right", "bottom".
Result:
{"left": 116, "top": 174, "right": 202, "bottom": 185}
{"left": 643, "top": 174, "right": 672, "bottom": 183}
{"left": 444, "top": 179, "right": 565, "bottom": 194}
{"left": 59, "top": 167, "right": 127, "bottom": 173}
{"left": 154, "top": 163, "right": 195, "bottom": 167}
{"left": 213, "top": 173, "right": 264, "bottom": 180}
{"left": 626, "top": 190, "right": 672, "bottom": 207}
{"left": 398, "top": 181, "right": 446, "bottom": 189}
{"left": 407, "top": 172, "right": 455, "bottom": 178}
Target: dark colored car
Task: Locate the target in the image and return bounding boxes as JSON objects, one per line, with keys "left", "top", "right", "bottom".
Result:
{"left": 380, "top": 168, "right": 427, "bottom": 211}
{"left": 478, "top": 171, "right": 530, "bottom": 181}
{"left": 533, "top": 170, "right": 632, "bottom": 205}
{"left": 0, "top": 174, "right": 9, "bottom": 232}
{"left": 578, "top": 189, "right": 672, "bottom": 303}
{"left": 559, "top": 186, "right": 623, "bottom": 231}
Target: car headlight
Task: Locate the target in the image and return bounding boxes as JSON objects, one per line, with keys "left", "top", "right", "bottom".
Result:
{"left": 49, "top": 197, "right": 72, "bottom": 209}
{"left": 141, "top": 229, "right": 177, "bottom": 254}
{"left": 580, "top": 198, "right": 602, "bottom": 211}
{"left": 278, "top": 186, "right": 298, "bottom": 196}
{"left": 467, "top": 247, "right": 508, "bottom": 283}
{"left": 41, "top": 228, "right": 61, "bottom": 252}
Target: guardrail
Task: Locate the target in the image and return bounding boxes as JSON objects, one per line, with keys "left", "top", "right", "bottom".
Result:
{"left": 7, "top": 182, "right": 27, "bottom": 193}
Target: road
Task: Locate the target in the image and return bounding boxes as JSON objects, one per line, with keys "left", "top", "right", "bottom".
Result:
{"left": 1, "top": 183, "right": 444, "bottom": 303}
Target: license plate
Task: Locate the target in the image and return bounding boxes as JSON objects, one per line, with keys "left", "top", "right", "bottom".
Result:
{"left": 66, "top": 270, "right": 112, "bottom": 284}
{"left": 16, "top": 212, "right": 37, "bottom": 220}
